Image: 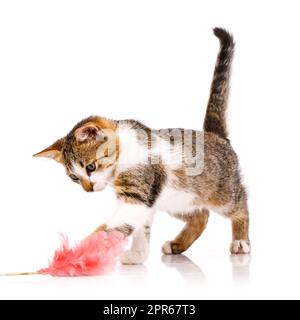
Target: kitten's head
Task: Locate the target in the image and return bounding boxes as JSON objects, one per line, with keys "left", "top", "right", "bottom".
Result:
{"left": 34, "top": 116, "right": 119, "bottom": 192}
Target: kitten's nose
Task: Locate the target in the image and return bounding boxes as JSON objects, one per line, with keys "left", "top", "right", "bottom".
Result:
{"left": 81, "top": 180, "right": 94, "bottom": 192}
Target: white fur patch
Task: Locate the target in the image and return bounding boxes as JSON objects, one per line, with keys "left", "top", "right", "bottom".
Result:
{"left": 154, "top": 186, "right": 198, "bottom": 214}
{"left": 107, "top": 202, "right": 154, "bottom": 230}
{"left": 72, "top": 163, "right": 87, "bottom": 178}
{"left": 109, "top": 205, "right": 153, "bottom": 265}
{"left": 230, "top": 240, "right": 251, "bottom": 254}
{"left": 117, "top": 126, "right": 149, "bottom": 171}
{"left": 121, "top": 228, "right": 150, "bottom": 265}
{"left": 162, "top": 241, "right": 173, "bottom": 255}
{"left": 90, "top": 167, "right": 113, "bottom": 191}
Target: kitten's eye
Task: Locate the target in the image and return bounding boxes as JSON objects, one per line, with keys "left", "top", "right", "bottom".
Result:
{"left": 70, "top": 174, "right": 79, "bottom": 181}
{"left": 86, "top": 162, "right": 96, "bottom": 173}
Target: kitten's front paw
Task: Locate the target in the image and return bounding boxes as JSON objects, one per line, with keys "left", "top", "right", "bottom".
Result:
{"left": 230, "top": 240, "right": 251, "bottom": 254}
{"left": 120, "top": 250, "right": 147, "bottom": 265}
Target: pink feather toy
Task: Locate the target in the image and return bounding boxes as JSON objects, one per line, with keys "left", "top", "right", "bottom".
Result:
{"left": 3, "top": 231, "right": 127, "bottom": 277}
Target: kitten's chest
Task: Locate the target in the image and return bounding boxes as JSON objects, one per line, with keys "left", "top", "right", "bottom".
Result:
{"left": 154, "top": 187, "right": 198, "bottom": 214}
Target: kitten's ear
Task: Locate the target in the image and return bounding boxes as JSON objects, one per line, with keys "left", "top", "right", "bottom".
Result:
{"left": 33, "top": 138, "right": 64, "bottom": 163}
{"left": 74, "top": 122, "right": 105, "bottom": 142}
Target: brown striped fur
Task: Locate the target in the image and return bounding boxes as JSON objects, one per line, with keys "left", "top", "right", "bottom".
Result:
{"left": 114, "top": 163, "right": 166, "bottom": 207}
{"left": 168, "top": 209, "right": 210, "bottom": 254}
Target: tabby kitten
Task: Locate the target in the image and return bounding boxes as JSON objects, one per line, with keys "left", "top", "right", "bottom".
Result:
{"left": 34, "top": 28, "right": 250, "bottom": 264}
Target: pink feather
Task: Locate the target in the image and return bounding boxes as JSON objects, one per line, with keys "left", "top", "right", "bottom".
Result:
{"left": 38, "top": 231, "right": 127, "bottom": 276}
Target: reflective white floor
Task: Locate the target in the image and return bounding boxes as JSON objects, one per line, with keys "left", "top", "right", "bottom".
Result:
{"left": 1, "top": 198, "right": 300, "bottom": 300}
{"left": 2, "top": 206, "right": 300, "bottom": 300}
{"left": 1, "top": 250, "right": 292, "bottom": 300}
{"left": 0, "top": 255, "right": 237, "bottom": 299}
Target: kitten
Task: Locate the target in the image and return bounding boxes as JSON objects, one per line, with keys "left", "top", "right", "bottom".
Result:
{"left": 34, "top": 28, "right": 250, "bottom": 265}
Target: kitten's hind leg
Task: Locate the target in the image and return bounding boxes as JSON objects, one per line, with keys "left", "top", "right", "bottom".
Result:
{"left": 162, "top": 209, "right": 209, "bottom": 255}
{"left": 229, "top": 203, "right": 251, "bottom": 255}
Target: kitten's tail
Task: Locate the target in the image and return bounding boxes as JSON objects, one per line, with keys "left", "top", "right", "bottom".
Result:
{"left": 203, "top": 27, "right": 235, "bottom": 139}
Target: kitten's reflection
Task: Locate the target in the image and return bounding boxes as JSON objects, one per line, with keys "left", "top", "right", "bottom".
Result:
{"left": 161, "top": 254, "right": 207, "bottom": 285}
{"left": 119, "top": 264, "right": 149, "bottom": 279}
{"left": 230, "top": 254, "right": 251, "bottom": 285}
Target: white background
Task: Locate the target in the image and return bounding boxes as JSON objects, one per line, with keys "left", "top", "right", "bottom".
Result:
{"left": 0, "top": 0, "right": 299, "bottom": 300}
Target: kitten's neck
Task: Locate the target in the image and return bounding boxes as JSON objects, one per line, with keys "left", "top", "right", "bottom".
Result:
{"left": 115, "top": 121, "right": 151, "bottom": 174}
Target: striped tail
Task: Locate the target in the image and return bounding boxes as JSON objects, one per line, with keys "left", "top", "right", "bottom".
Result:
{"left": 204, "top": 27, "right": 235, "bottom": 139}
